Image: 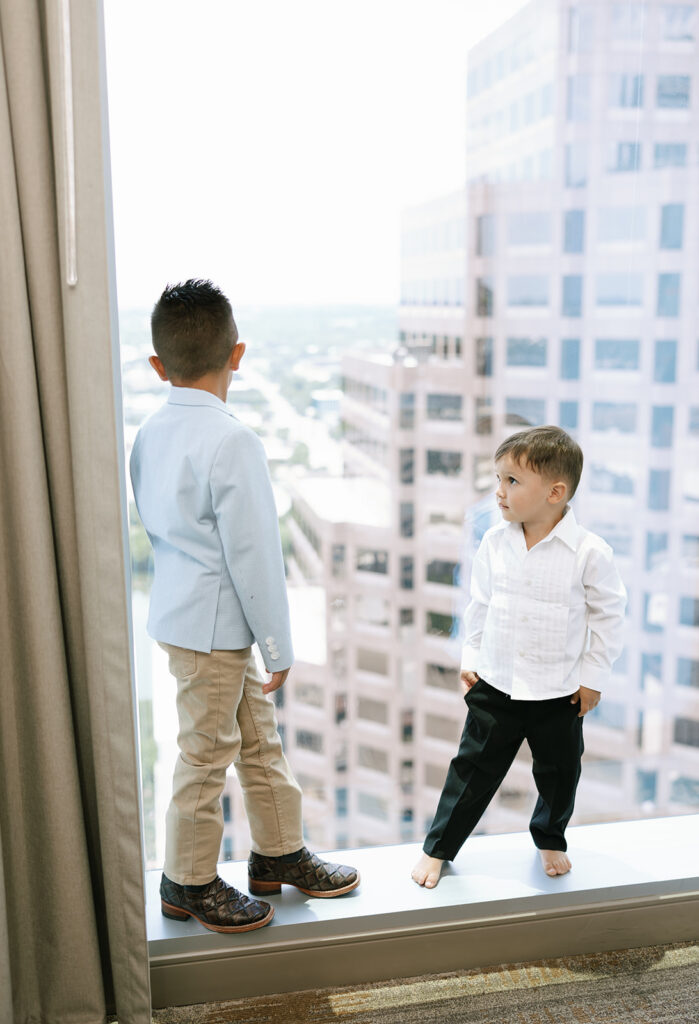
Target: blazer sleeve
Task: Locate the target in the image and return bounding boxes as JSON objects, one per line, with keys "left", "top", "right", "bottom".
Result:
{"left": 210, "top": 428, "right": 294, "bottom": 672}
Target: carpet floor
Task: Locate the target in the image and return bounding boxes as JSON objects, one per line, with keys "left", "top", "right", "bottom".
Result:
{"left": 151, "top": 941, "right": 699, "bottom": 1023}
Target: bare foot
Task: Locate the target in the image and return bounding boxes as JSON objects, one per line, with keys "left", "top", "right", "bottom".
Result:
{"left": 411, "top": 853, "right": 445, "bottom": 888}
{"left": 539, "top": 849, "right": 571, "bottom": 877}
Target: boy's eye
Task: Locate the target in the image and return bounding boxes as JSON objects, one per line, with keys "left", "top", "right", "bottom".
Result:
{"left": 509, "top": 477, "right": 517, "bottom": 484}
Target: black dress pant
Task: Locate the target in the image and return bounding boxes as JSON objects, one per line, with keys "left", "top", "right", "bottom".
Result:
{"left": 423, "top": 679, "right": 584, "bottom": 860}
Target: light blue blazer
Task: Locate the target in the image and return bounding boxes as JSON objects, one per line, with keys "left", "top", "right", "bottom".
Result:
{"left": 130, "top": 387, "right": 293, "bottom": 671}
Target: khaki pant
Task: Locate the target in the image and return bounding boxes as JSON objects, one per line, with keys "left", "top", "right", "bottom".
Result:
{"left": 159, "top": 643, "right": 304, "bottom": 885}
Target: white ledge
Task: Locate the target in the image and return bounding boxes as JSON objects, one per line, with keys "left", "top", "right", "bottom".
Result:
{"left": 146, "top": 814, "right": 699, "bottom": 1007}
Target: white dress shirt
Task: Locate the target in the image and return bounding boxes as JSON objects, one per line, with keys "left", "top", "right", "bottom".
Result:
{"left": 130, "top": 387, "right": 293, "bottom": 670}
{"left": 461, "top": 507, "right": 627, "bottom": 700}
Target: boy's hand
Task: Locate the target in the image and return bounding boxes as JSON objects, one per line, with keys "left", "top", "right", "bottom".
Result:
{"left": 263, "top": 667, "right": 290, "bottom": 694}
{"left": 460, "top": 670, "right": 479, "bottom": 696}
{"left": 570, "top": 685, "right": 600, "bottom": 717}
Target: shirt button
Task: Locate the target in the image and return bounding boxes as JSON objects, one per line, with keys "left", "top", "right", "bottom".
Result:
{"left": 519, "top": 651, "right": 525, "bottom": 657}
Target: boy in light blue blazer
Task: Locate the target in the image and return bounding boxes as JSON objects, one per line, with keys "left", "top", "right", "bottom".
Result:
{"left": 130, "top": 280, "right": 358, "bottom": 933}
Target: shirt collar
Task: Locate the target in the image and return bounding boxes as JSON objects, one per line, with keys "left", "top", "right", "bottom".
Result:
{"left": 166, "top": 386, "right": 233, "bottom": 415}
{"left": 505, "top": 505, "right": 578, "bottom": 552}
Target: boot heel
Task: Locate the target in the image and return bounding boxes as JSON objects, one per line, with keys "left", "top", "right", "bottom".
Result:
{"left": 161, "top": 900, "right": 190, "bottom": 920}
{"left": 248, "top": 877, "right": 282, "bottom": 896}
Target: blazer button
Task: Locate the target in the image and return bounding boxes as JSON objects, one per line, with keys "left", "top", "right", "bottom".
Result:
{"left": 270, "top": 653, "right": 280, "bottom": 661}
{"left": 265, "top": 636, "right": 275, "bottom": 645}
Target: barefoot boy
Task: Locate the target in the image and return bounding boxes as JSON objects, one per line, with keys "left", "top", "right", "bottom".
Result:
{"left": 412, "top": 426, "right": 626, "bottom": 888}
{"left": 131, "top": 280, "right": 359, "bottom": 932}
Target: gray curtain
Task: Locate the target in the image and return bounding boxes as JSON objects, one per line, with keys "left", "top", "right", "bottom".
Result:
{"left": 0, "top": 1, "right": 151, "bottom": 1021}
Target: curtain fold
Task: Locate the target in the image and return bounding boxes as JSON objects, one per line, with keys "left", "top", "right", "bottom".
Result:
{"left": 0, "top": 1, "right": 151, "bottom": 1021}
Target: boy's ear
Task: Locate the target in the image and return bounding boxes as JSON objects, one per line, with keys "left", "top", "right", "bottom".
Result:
{"left": 548, "top": 480, "right": 568, "bottom": 504}
{"left": 229, "top": 342, "right": 246, "bottom": 371}
{"left": 149, "top": 355, "right": 169, "bottom": 381}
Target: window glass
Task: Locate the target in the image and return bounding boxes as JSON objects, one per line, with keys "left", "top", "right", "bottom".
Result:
{"left": 507, "top": 275, "right": 549, "bottom": 306}
{"left": 559, "top": 400, "right": 578, "bottom": 429}
{"left": 476, "top": 277, "right": 494, "bottom": 316}
{"left": 678, "top": 659, "right": 699, "bottom": 689}
{"left": 476, "top": 214, "right": 495, "bottom": 255}
{"left": 399, "top": 392, "right": 415, "bottom": 428}
{"left": 506, "top": 336, "right": 547, "bottom": 366}
{"left": 399, "top": 501, "right": 414, "bottom": 538}
{"left": 425, "top": 663, "right": 459, "bottom": 692}
{"left": 560, "top": 337, "right": 580, "bottom": 379}
{"left": 357, "top": 697, "right": 389, "bottom": 725}
{"left": 595, "top": 339, "right": 640, "bottom": 370}
{"left": 426, "top": 611, "right": 454, "bottom": 637}
{"left": 596, "top": 273, "right": 643, "bottom": 306}
{"left": 654, "top": 142, "right": 687, "bottom": 167}
{"left": 569, "top": 6, "right": 594, "bottom": 51}
{"left": 507, "top": 212, "right": 552, "bottom": 245}
{"left": 651, "top": 406, "right": 674, "bottom": 448}
{"left": 598, "top": 206, "right": 645, "bottom": 243}
{"left": 608, "top": 141, "right": 641, "bottom": 172}
{"left": 356, "top": 594, "right": 390, "bottom": 628}
{"left": 426, "top": 394, "right": 463, "bottom": 420}
{"left": 356, "top": 548, "right": 389, "bottom": 574}
{"left": 648, "top": 469, "right": 671, "bottom": 510}
{"left": 611, "top": 3, "right": 645, "bottom": 40}
{"left": 426, "top": 559, "right": 459, "bottom": 586}
{"left": 592, "top": 402, "right": 637, "bottom": 433}
{"left": 506, "top": 397, "right": 546, "bottom": 426}
{"left": 562, "top": 275, "right": 583, "bottom": 317}
{"left": 565, "top": 141, "right": 587, "bottom": 187}
{"left": 567, "top": 74, "right": 591, "bottom": 120}
{"left": 357, "top": 648, "right": 389, "bottom": 675}
{"left": 590, "top": 464, "right": 635, "bottom": 496}
{"left": 475, "top": 396, "right": 492, "bottom": 434}
{"left": 426, "top": 450, "right": 462, "bottom": 477}
{"left": 657, "top": 273, "right": 681, "bottom": 317}
{"left": 608, "top": 73, "right": 644, "bottom": 107}
{"left": 563, "top": 210, "right": 585, "bottom": 252}
{"left": 657, "top": 74, "right": 691, "bottom": 107}
{"left": 661, "top": 4, "right": 696, "bottom": 40}
{"left": 654, "top": 340, "right": 677, "bottom": 382}
{"left": 476, "top": 336, "right": 493, "bottom": 376}
{"left": 659, "top": 204, "right": 684, "bottom": 249}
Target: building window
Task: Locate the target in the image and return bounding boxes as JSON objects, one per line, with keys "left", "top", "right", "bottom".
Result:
{"left": 654, "top": 142, "right": 687, "bottom": 167}
{"left": 569, "top": 6, "right": 595, "bottom": 51}
{"left": 609, "top": 72, "right": 644, "bottom": 107}
{"left": 651, "top": 406, "right": 674, "bottom": 448}
{"left": 507, "top": 211, "right": 552, "bottom": 246}
{"left": 506, "top": 397, "right": 546, "bottom": 427}
{"left": 358, "top": 792, "right": 389, "bottom": 820}
{"left": 595, "top": 339, "right": 640, "bottom": 370}
{"left": 426, "top": 559, "right": 459, "bottom": 586}
{"left": 683, "top": 534, "right": 699, "bottom": 566}
{"left": 356, "top": 548, "right": 388, "bottom": 574}
{"left": 563, "top": 210, "right": 585, "bottom": 252}
{"left": 646, "top": 531, "right": 669, "bottom": 571}
{"left": 565, "top": 141, "right": 587, "bottom": 187}
{"left": 690, "top": 408, "right": 699, "bottom": 436}
{"left": 561, "top": 337, "right": 580, "bottom": 379}
{"left": 678, "top": 659, "right": 699, "bottom": 689}
{"left": 358, "top": 745, "right": 389, "bottom": 773}
{"left": 592, "top": 401, "right": 637, "bottom": 433}
{"left": 660, "top": 203, "right": 684, "bottom": 249}
{"left": 507, "top": 275, "right": 549, "bottom": 307}
{"left": 567, "top": 74, "right": 591, "bottom": 120}
{"left": 399, "top": 501, "right": 414, "bottom": 538}
{"left": 591, "top": 464, "right": 635, "bottom": 496}
{"left": 222, "top": 795, "right": 231, "bottom": 822}
{"left": 559, "top": 401, "right": 579, "bottom": 429}
{"left": 562, "top": 275, "right": 583, "bottom": 317}
{"left": 426, "top": 450, "right": 462, "bottom": 477}
{"left": 598, "top": 205, "right": 645, "bottom": 242}
{"left": 331, "top": 543, "right": 346, "bottom": 579}
{"left": 636, "top": 769, "right": 658, "bottom": 804}
{"left": 648, "top": 469, "right": 671, "bottom": 510}
{"left": 426, "top": 611, "right": 453, "bottom": 637}
{"left": 295, "top": 681, "right": 324, "bottom": 707}
{"left": 399, "top": 447, "right": 414, "bottom": 484}
{"left": 401, "top": 709, "right": 414, "bottom": 742}
{"left": 334, "top": 787, "right": 348, "bottom": 818}
{"left": 680, "top": 597, "right": 699, "bottom": 627}
{"left": 661, "top": 4, "right": 696, "bottom": 40}
{"left": 357, "top": 696, "right": 389, "bottom": 725}
{"left": 476, "top": 214, "right": 495, "bottom": 256}
{"left": 596, "top": 272, "right": 643, "bottom": 307}
{"left": 426, "top": 394, "right": 463, "bottom": 420}
{"left": 222, "top": 837, "right": 233, "bottom": 861}
{"left": 611, "top": 3, "right": 645, "bottom": 40}
{"left": 657, "top": 74, "right": 690, "bottom": 107}
{"left": 587, "top": 701, "right": 626, "bottom": 730}
{"left": 506, "top": 336, "right": 547, "bottom": 367}
{"left": 657, "top": 273, "right": 681, "bottom": 317}
{"left": 475, "top": 397, "right": 492, "bottom": 435}
{"left": 476, "top": 277, "right": 494, "bottom": 316}
{"left": 357, "top": 648, "right": 389, "bottom": 675}
{"left": 670, "top": 776, "right": 699, "bottom": 807}
{"left": 425, "top": 712, "right": 459, "bottom": 742}
{"left": 641, "top": 652, "right": 663, "bottom": 690}
{"left": 608, "top": 141, "right": 641, "bottom": 172}
{"left": 296, "top": 729, "right": 324, "bottom": 754}
{"left": 399, "top": 392, "right": 415, "bottom": 429}
{"left": 654, "top": 339, "right": 677, "bottom": 382}
{"left": 674, "top": 717, "right": 699, "bottom": 747}
{"left": 400, "top": 556, "right": 414, "bottom": 590}
{"left": 426, "top": 663, "right": 459, "bottom": 692}
{"left": 476, "top": 336, "right": 493, "bottom": 376}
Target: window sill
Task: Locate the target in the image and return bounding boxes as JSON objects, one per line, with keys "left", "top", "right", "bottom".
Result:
{"left": 147, "top": 814, "right": 699, "bottom": 1008}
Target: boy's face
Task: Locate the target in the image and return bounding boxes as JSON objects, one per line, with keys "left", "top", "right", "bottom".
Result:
{"left": 494, "top": 453, "right": 566, "bottom": 527}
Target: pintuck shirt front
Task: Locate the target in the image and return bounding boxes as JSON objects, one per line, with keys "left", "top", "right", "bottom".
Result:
{"left": 461, "top": 507, "right": 627, "bottom": 700}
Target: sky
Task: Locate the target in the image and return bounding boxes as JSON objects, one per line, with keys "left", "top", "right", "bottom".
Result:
{"left": 104, "top": 0, "right": 528, "bottom": 308}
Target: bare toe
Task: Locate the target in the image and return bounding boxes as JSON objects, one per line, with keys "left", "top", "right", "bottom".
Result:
{"left": 412, "top": 854, "right": 444, "bottom": 887}
{"left": 539, "top": 850, "right": 571, "bottom": 876}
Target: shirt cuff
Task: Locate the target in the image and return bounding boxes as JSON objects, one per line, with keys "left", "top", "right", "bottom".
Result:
{"left": 461, "top": 644, "right": 480, "bottom": 672}
{"left": 578, "top": 661, "right": 610, "bottom": 691}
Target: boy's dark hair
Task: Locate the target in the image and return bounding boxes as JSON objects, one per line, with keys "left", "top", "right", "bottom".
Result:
{"left": 151, "top": 279, "right": 238, "bottom": 381}
{"left": 495, "top": 425, "right": 583, "bottom": 498}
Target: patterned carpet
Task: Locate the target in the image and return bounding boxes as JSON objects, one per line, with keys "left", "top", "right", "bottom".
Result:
{"left": 152, "top": 941, "right": 699, "bottom": 1023}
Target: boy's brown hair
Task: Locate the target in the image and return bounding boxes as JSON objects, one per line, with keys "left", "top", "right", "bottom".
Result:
{"left": 151, "top": 279, "right": 238, "bottom": 382}
{"left": 495, "top": 425, "right": 583, "bottom": 498}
